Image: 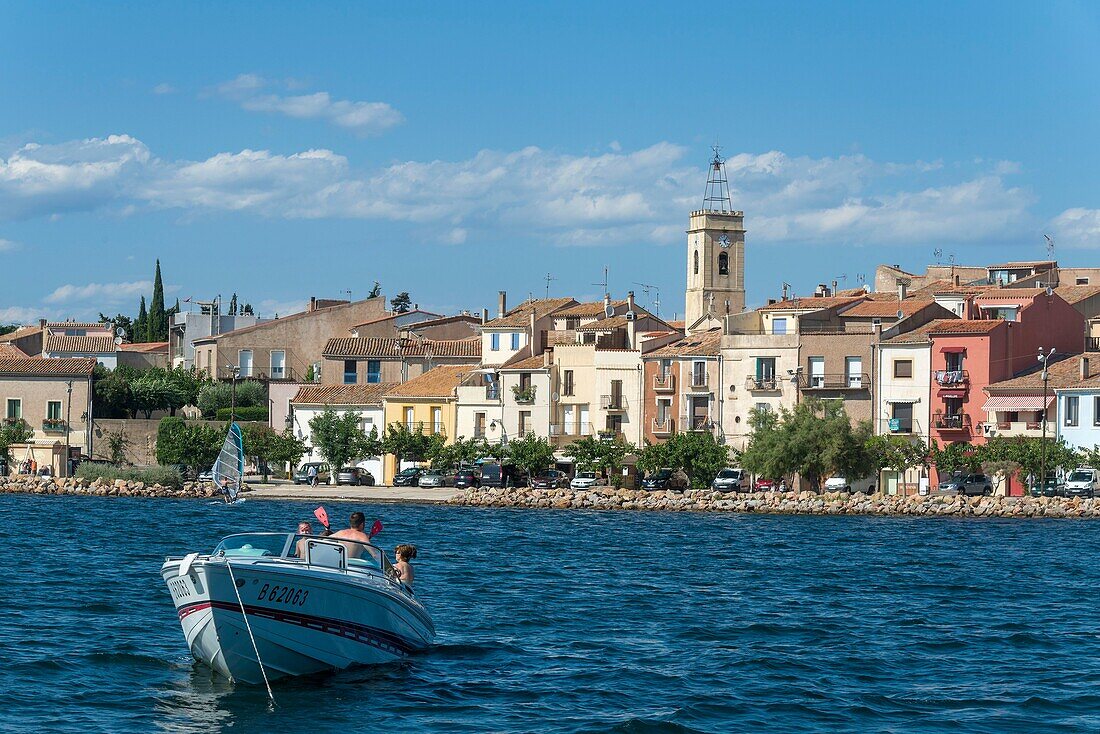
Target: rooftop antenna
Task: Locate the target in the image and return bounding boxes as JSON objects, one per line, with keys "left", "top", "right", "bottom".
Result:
{"left": 544, "top": 272, "right": 557, "bottom": 300}
{"left": 592, "top": 265, "right": 609, "bottom": 297}
{"left": 782, "top": 282, "right": 792, "bottom": 301}
{"left": 1044, "top": 234, "right": 1056, "bottom": 287}
{"left": 702, "top": 142, "right": 733, "bottom": 212}
{"left": 343, "top": 289, "right": 352, "bottom": 300}
{"left": 633, "top": 281, "right": 661, "bottom": 316}
{"left": 856, "top": 273, "right": 866, "bottom": 285}
{"left": 933, "top": 248, "right": 943, "bottom": 264}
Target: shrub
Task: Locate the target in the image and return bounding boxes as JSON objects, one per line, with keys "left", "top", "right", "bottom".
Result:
{"left": 75, "top": 463, "right": 183, "bottom": 488}
{"left": 216, "top": 406, "right": 269, "bottom": 422}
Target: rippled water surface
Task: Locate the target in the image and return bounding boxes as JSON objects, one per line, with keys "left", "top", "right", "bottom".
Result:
{"left": 2, "top": 495, "right": 1099, "bottom": 733}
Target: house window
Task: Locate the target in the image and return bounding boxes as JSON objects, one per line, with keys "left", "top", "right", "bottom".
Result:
{"left": 6, "top": 398, "right": 20, "bottom": 420}
{"left": 474, "top": 412, "right": 486, "bottom": 437}
{"left": 1078, "top": 277, "right": 1090, "bottom": 286}
{"left": 693, "top": 250, "right": 699, "bottom": 275}
{"left": 772, "top": 318, "right": 787, "bottom": 335}
{"left": 808, "top": 356, "right": 824, "bottom": 387}
{"left": 366, "top": 360, "right": 381, "bottom": 384}
{"left": 404, "top": 407, "right": 415, "bottom": 431}
{"left": 944, "top": 397, "right": 964, "bottom": 418}
{"left": 846, "top": 357, "right": 863, "bottom": 388}
{"left": 756, "top": 357, "right": 777, "bottom": 383}
{"left": 656, "top": 399, "right": 671, "bottom": 424}
{"left": 891, "top": 402, "right": 913, "bottom": 433}
{"left": 1094, "top": 397, "right": 1100, "bottom": 426}
{"left": 511, "top": 332, "right": 520, "bottom": 350}
{"left": 519, "top": 410, "right": 532, "bottom": 436}
{"left": 563, "top": 370, "right": 574, "bottom": 396}
{"left": 718, "top": 252, "right": 729, "bottom": 275}
{"left": 238, "top": 349, "right": 253, "bottom": 377}
{"left": 1065, "top": 396, "right": 1079, "bottom": 427}
{"left": 47, "top": 401, "right": 62, "bottom": 420}
{"left": 692, "top": 361, "right": 707, "bottom": 387}
{"left": 660, "top": 359, "right": 672, "bottom": 378}
{"left": 610, "top": 379, "right": 623, "bottom": 408}
{"left": 343, "top": 360, "right": 357, "bottom": 384}
{"left": 431, "top": 406, "right": 443, "bottom": 434}
{"left": 491, "top": 333, "right": 500, "bottom": 351}
{"left": 519, "top": 373, "right": 532, "bottom": 391}
{"left": 945, "top": 352, "right": 964, "bottom": 372}
{"left": 755, "top": 402, "right": 771, "bottom": 413}
{"left": 270, "top": 350, "right": 286, "bottom": 379}
{"left": 582, "top": 332, "right": 596, "bottom": 344}
{"left": 312, "top": 361, "right": 322, "bottom": 381}
{"left": 894, "top": 359, "right": 913, "bottom": 378}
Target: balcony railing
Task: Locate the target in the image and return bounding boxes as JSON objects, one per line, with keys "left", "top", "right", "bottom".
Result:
{"left": 512, "top": 384, "right": 537, "bottom": 404}
{"left": 804, "top": 373, "right": 870, "bottom": 390}
{"left": 746, "top": 376, "right": 779, "bottom": 391}
{"left": 935, "top": 369, "right": 969, "bottom": 386}
{"left": 485, "top": 385, "right": 500, "bottom": 400}
{"left": 549, "top": 422, "right": 595, "bottom": 440}
{"left": 688, "top": 374, "right": 709, "bottom": 390}
{"left": 1089, "top": 336, "right": 1100, "bottom": 352}
{"left": 42, "top": 419, "right": 68, "bottom": 432}
{"left": 878, "top": 418, "right": 922, "bottom": 435}
{"left": 932, "top": 412, "right": 972, "bottom": 431}
{"left": 680, "top": 415, "right": 713, "bottom": 432}
{"left": 403, "top": 420, "right": 446, "bottom": 435}
{"left": 652, "top": 417, "right": 675, "bottom": 435}
{"left": 601, "top": 394, "right": 628, "bottom": 411}
{"left": 653, "top": 374, "right": 675, "bottom": 392}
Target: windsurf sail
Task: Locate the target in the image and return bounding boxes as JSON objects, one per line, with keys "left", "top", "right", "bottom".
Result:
{"left": 212, "top": 422, "right": 245, "bottom": 500}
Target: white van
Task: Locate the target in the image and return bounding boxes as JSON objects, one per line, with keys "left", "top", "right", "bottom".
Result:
{"left": 1065, "top": 468, "right": 1098, "bottom": 498}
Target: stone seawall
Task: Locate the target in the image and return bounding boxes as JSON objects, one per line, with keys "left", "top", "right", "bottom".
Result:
{"left": 0, "top": 476, "right": 249, "bottom": 499}
{"left": 449, "top": 486, "right": 1100, "bottom": 518}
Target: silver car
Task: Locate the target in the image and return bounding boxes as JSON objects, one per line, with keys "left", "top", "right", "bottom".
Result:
{"left": 711, "top": 468, "right": 745, "bottom": 492}
{"left": 570, "top": 471, "right": 599, "bottom": 490}
{"left": 418, "top": 470, "right": 454, "bottom": 488}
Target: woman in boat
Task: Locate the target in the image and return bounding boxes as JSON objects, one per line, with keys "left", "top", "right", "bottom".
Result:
{"left": 393, "top": 544, "right": 417, "bottom": 589}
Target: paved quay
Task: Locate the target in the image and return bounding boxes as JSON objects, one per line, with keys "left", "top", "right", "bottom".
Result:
{"left": 245, "top": 484, "right": 460, "bottom": 504}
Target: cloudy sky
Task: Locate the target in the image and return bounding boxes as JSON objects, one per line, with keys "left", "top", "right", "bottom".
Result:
{"left": 2, "top": 2, "right": 1100, "bottom": 323}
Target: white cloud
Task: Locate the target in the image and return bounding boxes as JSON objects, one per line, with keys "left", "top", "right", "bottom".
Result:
{"left": 1050, "top": 208, "right": 1100, "bottom": 248}
{"left": 0, "top": 238, "right": 19, "bottom": 252}
{"left": 45, "top": 280, "right": 152, "bottom": 304}
{"left": 214, "top": 74, "right": 403, "bottom": 135}
{"left": 0, "top": 134, "right": 1038, "bottom": 248}
{"left": 152, "top": 83, "right": 176, "bottom": 95}
{"left": 0, "top": 306, "right": 42, "bottom": 324}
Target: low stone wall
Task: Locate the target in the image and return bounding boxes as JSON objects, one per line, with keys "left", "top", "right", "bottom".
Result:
{"left": 450, "top": 486, "right": 1100, "bottom": 518}
{"left": 0, "top": 476, "right": 252, "bottom": 499}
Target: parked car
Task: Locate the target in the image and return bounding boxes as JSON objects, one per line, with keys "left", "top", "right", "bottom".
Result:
{"left": 1039, "top": 475, "right": 1066, "bottom": 497}
{"left": 418, "top": 470, "right": 454, "bottom": 488}
{"left": 293, "top": 462, "right": 331, "bottom": 485}
{"left": 711, "top": 468, "right": 745, "bottom": 492}
{"left": 392, "top": 467, "right": 424, "bottom": 487}
{"left": 937, "top": 472, "right": 993, "bottom": 496}
{"left": 824, "top": 476, "right": 852, "bottom": 492}
{"left": 641, "top": 469, "right": 688, "bottom": 491}
{"left": 479, "top": 463, "right": 528, "bottom": 488}
{"left": 453, "top": 469, "right": 480, "bottom": 488}
{"left": 530, "top": 469, "right": 568, "bottom": 489}
{"left": 753, "top": 478, "right": 776, "bottom": 492}
{"left": 336, "top": 467, "right": 375, "bottom": 486}
{"left": 198, "top": 469, "right": 215, "bottom": 482}
{"left": 570, "top": 471, "right": 600, "bottom": 490}
{"left": 1064, "top": 468, "right": 1098, "bottom": 498}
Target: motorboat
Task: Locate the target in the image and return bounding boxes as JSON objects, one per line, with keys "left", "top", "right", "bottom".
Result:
{"left": 161, "top": 532, "right": 435, "bottom": 684}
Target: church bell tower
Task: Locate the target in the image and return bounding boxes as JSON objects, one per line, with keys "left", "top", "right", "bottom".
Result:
{"left": 685, "top": 147, "right": 746, "bottom": 332}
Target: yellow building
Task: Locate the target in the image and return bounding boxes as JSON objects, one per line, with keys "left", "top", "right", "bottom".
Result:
{"left": 381, "top": 365, "right": 468, "bottom": 483}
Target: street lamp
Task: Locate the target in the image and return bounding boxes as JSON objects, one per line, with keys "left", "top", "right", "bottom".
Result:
{"left": 64, "top": 380, "right": 73, "bottom": 477}
{"left": 1038, "top": 347, "right": 1056, "bottom": 493}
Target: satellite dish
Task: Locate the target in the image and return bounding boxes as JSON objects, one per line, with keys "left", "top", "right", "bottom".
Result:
{"left": 114, "top": 336, "right": 123, "bottom": 345}
{"left": 624, "top": 310, "right": 637, "bottom": 322}
{"left": 604, "top": 303, "right": 615, "bottom": 318}
{"left": 551, "top": 392, "right": 560, "bottom": 402}
{"left": 896, "top": 309, "right": 904, "bottom": 319}
{"left": 116, "top": 327, "right": 126, "bottom": 337}
{"left": 1045, "top": 286, "right": 1054, "bottom": 297}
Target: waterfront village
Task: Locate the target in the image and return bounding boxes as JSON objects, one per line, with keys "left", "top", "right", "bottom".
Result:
{"left": 4, "top": 153, "right": 1100, "bottom": 505}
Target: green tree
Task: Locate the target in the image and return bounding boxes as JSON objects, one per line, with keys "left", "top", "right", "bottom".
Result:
{"left": 148, "top": 259, "right": 167, "bottom": 341}
{"left": 368, "top": 281, "right": 382, "bottom": 299}
{"left": 867, "top": 435, "right": 928, "bottom": 476}
{"left": 156, "top": 416, "right": 188, "bottom": 464}
{"left": 92, "top": 364, "right": 132, "bottom": 418}
{"left": 382, "top": 421, "right": 434, "bottom": 469}
{"left": 268, "top": 429, "right": 308, "bottom": 478}
{"left": 134, "top": 296, "right": 148, "bottom": 343}
{"left": 99, "top": 313, "right": 134, "bottom": 339}
{"left": 0, "top": 419, "right": 33, "bottom": 462}
{"left": 563, "top": 435, "right": 634, "bottom": 486}
{"left": 309, "top": 408, "right": 377, "bottom": 482}
{"left": 929, "top": 439, "right": 981, "bottom": 476}
{"left": 505, "top": 433, "right": 556, "bottom": 477}
{"left": 638, "top": 431, "right": 730, "bottom": 488}
{"left": 131, "top": 368, "right": 188, "bottom": 418}
{"left": 304, "top": 364, "right": 316, "bottom": 382}
{"left": 390, "top": 291, "right": 412, "bottom": 313}
{"left": 228, "top": 292, "right": 239, "bottom": 316}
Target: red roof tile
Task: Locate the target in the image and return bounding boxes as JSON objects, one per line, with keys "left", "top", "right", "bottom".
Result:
{"left": 44, "top": 334, "right": 117, "bottom": 353}
{"left": 0, "top": 357, "right": 96, "bottom": 376}
{"left": 290, "top": 383, "right": 398, "bottom": 406}
{"left": 323, "top": 337, "right": 481, "bottom": 359}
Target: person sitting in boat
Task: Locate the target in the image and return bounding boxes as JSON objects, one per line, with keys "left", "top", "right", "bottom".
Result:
{"left": 295, "top": 521, "right": 313, "bottom": 558}
{"left": 393, "top": 544, "right": 417, "bottom": 590}
{"left": 331, "top": 511, "right": 371, "bottom": 559}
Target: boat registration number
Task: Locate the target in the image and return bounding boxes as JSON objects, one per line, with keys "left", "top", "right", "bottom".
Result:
{"left": 257, "top": 583, "right": 309, "bottom": 606}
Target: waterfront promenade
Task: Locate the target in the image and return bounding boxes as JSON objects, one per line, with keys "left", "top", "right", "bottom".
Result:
{"left": 246, "top": 483, "right": 460, "bottom": 503}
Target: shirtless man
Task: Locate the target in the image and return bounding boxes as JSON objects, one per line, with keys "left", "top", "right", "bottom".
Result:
{"left": 331, "top": 511, "right": 371, "bottom": 559}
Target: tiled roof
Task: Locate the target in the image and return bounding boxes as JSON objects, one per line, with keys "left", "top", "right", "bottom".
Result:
{"left": 0, "top": 343, "right": 28, "bottom": 358}
{"left": 667, "top": 321, "right": 685, "bottom": 329}
{"left": 0, "top": 325, "right": 42, "bottom": 343}
{"left": 759, "top": 296, "right": 864, "bottom": 311}
{"left": 0, "top": 357, "right": 96, "bottom": 376}
{"left": 988, "top": 354, "right": 1097, "bottom": 392}
{"left": 485, "top": 297, "right": 578, "bottom": 327}
{"left": 576, "top": 315, "right": 628, "bottom": 331}
{"left": 909, "top": 280, "right": 994, "bottom": 296}
{"left": 500, "top": 355, "right": 548, "bottom": 370}
{"left": 323, "top": 337, "right": 481, "bottom": 358}
{"left": 646, "top": 329, "right": 723, "bottom": 358}
{"left": 555, "top": 299, "right": 628, "bottom": 318}
{"left": 44, "top": 334, "right": 117, "bottom": 354}
{"left": 45, "top": 321, "right": 110, "bottom": 330}
{"left": 928, "top": 319, "right": 1004, "bottom": 335}
{"left": 840, "top": 298, "right": 937, "bottom": 318}
{"left": 883, "top": 318, "right": 972, "bottom": 344}
{"left": 974, "top": 288, "right": 1046, "bottom": 299}
{"left": 291, "top": 383, "right": 397, "bottom": 406}
{"left": 118, "top": 341, "right": 168, "bottom": 353}
{"left": 1054, "top": 284, "right": 1100, "bottom": 305}
{"left": 197, "top": 297, "right": 380, "bottom": 341}
{"left": 987, "top": 261, "right": 1056, "bottom": 269}
{"left": 350, "top": 309, "right": 443, "bottom": 329}
{"left": 384, "top": 365, "right": 469, "bottom": 399}
{"left": 836, "top": 287, "right": 872, "bottom": 297}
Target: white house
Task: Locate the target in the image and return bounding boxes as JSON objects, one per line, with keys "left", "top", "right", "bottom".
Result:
{"left": 1055, "top": 354, "right": 1100, "bottom": 454}
{"left": 288, "top": 383, "right": 395, "bottom": 481}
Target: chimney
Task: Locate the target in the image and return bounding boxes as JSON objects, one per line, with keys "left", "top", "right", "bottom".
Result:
{"left": 768, "top": 298, "right": 778, "bottom": 306}
{"left": 603, "top": 292, "right": 611, "bottom": 313}
{"left": 309, "top": 296, "right": 317, "bottom": 312}
{"left": 954, "top": 274, "right": 960, "bottom": 286}
{"left": 781, "top": 284, "right": 790, "bottom": 301}
{"left": 1082, "top": 356, "right": 1091, "bottom": 381}
{"left": 481, "top": 308, "right": 488, "bottom": 324}
{"left": 897, "top": 279, "right": 908, "bottom": 301}
{"left": 39, "top": 318, "right": 47, "bottom": 329}
{"left": 832, "top": 280, "right": 838, "bottom": 295}
{"left": 529, "top": 310, "right": 537, "bottom": 353}
{"left": 627, "top": 290, "right": 635, "bottom": 312}
{"left": 814, "top": 283, "right": 827, "bottom": 298}
{"left": 498, "top": 291, "right": 507, "bottom": 319}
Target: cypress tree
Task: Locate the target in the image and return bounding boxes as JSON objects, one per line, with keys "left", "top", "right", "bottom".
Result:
{"left": 135, "top": 296, "right": 148, "bottom": 342}
{"left": 229, "top": 293, "right": 238, "bottom": 316}
{"left": 149, "top": 259, "right": 167, "bottom": 342}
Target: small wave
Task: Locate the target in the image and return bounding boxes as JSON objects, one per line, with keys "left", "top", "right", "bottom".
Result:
{"left": 425, "top": 641, "right": 526, "bottom": 659}
{"left": 83, "top": 651, "right": 182, "bottom": 670}
{"left": 75, "top": 602, "right": 117, "bottom": 613}
{"left": 576, "top": 718, "right": 706, "bottom": 734}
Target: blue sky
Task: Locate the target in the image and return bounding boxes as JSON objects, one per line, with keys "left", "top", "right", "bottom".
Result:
{"left": 3, "top": 1, "right": 1100, "bottom": 324}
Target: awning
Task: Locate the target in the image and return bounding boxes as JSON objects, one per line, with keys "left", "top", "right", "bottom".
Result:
{"left": 982, "top": 395, "right": 1055, "bottom": 412}
{"left": 886, "top": 397, "right": 921, "bottom": 404}
{"left": 938, "top": 390, "right": 967, "bottom": 399}
{"left": 939, "top": 346, "right": 966, "bottom": 353}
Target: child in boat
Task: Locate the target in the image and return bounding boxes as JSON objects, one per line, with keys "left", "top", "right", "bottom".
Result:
{"left": 393, "top": 544, "right": 417, "bottom": 589}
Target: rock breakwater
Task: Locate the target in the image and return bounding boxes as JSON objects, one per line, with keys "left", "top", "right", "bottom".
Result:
{"left": 0, "top": 476, "right": 248, "bottom": 499}
{"left": 450, "top": 486, "right": 1100, "bottom": 518}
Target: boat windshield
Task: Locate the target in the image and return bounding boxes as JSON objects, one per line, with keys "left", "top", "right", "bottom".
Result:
{"left": 214, "top": 533, "right": 291, "bottom": 557}
{"left": 291, "top": 535, "right": 394, "bottom": 575}
{"left": 212, "top": 533, "right": 394, "bottom": 576}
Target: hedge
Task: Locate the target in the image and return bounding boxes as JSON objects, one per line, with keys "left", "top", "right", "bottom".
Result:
{"left": 75, "top": 463, "right": 184, "bottom": 488}
{"left": 215, "top": 406, "right": 269, "bottom": 422}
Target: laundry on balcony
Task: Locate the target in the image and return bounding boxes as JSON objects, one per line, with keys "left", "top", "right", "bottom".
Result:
{"left": 935, "top": 370, "right": 968, "bottom": 385}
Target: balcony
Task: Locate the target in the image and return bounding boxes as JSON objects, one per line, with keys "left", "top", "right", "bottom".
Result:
{"left": 932, "top": 412, "right": 972, "bottom": 432}
{"left": 512, "top": 384, "right": 537, "bottom": 404}
{"left": 878, "top": 418, "right": 923, "bottom": 435}
{"left": 485, "top": 385, "right": 500, "bottom": 401}
{"left": 652, "top": 417, "right": 675, "bottom": 436}
{"left": 687, "top": 374, "right": 710, "bottom": 391}
{"left": 745, "top": 376, "right": 779, "bottom": 391}
{"left": 680, "top": 415, "right": 713, "bottom": 432}
{"left": 653, "top": 373, "right": 675, "bottom": 392}
{"left": 549, "top": 422, "right": 594, "bottom": 444}
{"left": 601, "top": 394, "right": 628, "bottom": 411}
{"left": 803, "top": 373, "right": 870, "bottom": 391}
{"left": 42, "top": 419, "right": 68, "bottom": 433}
{"left": 989, "top": 419, "right": 1048, "bottom": 438}
{"left": 935, "top": 369, "right": 969, "bottom": 387}
{"left": 1088, "top": 336, "right": 1100, "bottom": 352}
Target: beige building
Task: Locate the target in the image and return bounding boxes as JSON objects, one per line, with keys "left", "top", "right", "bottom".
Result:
{"left": 1, "top": 356, "right": 95, "bottom": 475}
{"left": 322, "top": 337, "right": 481, "bottom": 385}
{"left": 351, "top": 310, "right": 481, "bottom": 340}
{"left": 193, "top": 296, "right": 388, "bottom": 382}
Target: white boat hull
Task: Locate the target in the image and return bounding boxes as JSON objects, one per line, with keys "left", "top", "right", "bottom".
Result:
{"left": 162, "top": 556, "right": 433, "bottom": 684}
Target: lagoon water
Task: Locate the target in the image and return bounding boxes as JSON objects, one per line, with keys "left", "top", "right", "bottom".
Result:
{"left": 2, "top": 494, "right": 1100, "bottom": 733}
